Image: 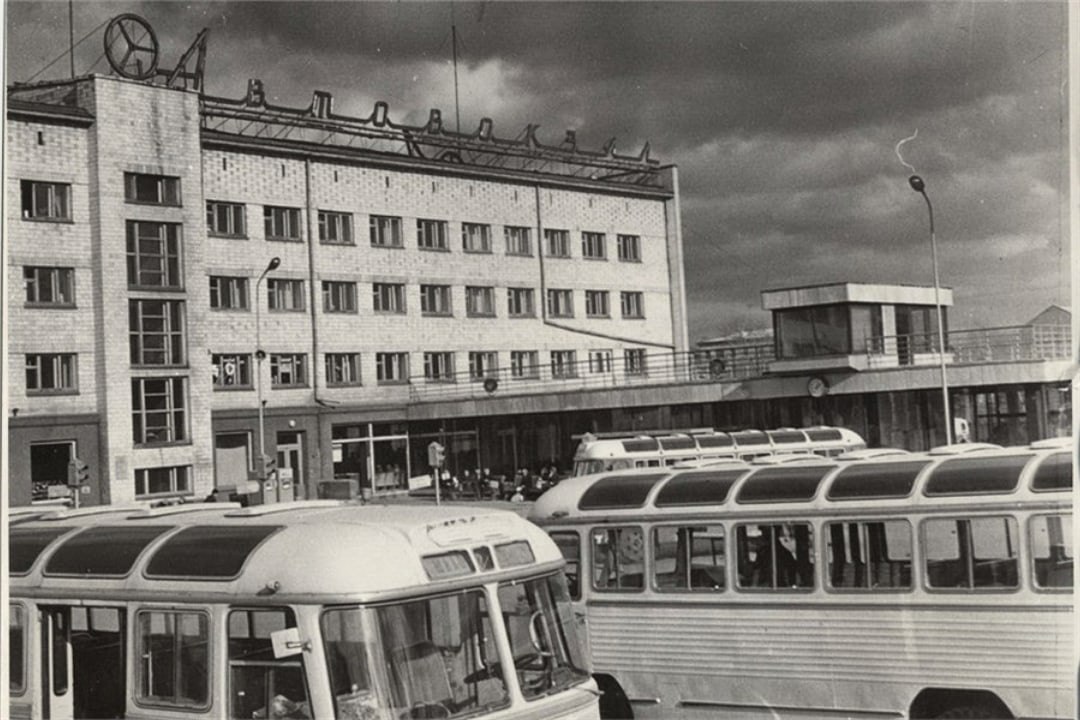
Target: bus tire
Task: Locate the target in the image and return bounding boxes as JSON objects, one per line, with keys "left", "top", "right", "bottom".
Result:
{"left": 911, "top": 689, "right": 1012, "bottom": 719}
{"left": 593, "top": 673, "right": 634, "bottom": 719}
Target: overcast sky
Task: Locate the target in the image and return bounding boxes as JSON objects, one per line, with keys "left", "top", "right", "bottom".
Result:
{"left": 6, "top": 1, "right": 1070, "bottom": 342}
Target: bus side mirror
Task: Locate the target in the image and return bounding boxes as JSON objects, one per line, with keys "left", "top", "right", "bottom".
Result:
{"left": 271, "top": 627, "right": 310, "bottom": 658}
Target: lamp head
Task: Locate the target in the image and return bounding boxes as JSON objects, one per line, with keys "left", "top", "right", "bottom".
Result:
{"left": 267, "top": 257, "right": 281, "bottom": 271}
{"left": 908, "top": 175, "right": 925, "bottom": 193}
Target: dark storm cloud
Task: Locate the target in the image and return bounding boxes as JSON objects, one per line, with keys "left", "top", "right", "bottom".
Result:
{"left": 5, "top": 1, "right": 1068, "bottom": 341}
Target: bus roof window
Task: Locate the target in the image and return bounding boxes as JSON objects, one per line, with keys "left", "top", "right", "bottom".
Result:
{"left": 658, "top": 436, "right": 696, "bottom": 450}
{"left": 807, "top": 428, "right": 844, "bottom": 442}
{"left": 827, "top": 460, "right": 929, "bottom": 501}
{"left": 1031, "top": 452, "right": 1072, "bottom": 492}
{"left": 736, "top": 465, "right": 834, "bottom": 504}
{"left": 731, "top": 430, "right": 769, "bottom": 446}
{"left": 579, "top": 473, "right": 669, "bottom": 510}
{"left": 924, "top": 455, "right": 1032, "bottom": 496}
{"left": 655, "top": 469, "right": 747, "bottom": 507}
{"left": 767, "top": 430, "right": 806, "bottom": 444}
{"left": 145, "top": 525, "right": 282, "bottom": 579}
{"left": 622, "top": 438, "right": 660, "bottom": 453}
{"left": 9, "top": 526, "right": 75, "bottom": 575}
{"left": 46, "top": 525, "right": 174, "bottom": 577}
{"left": 695, "top": 434, "right": 734, "bottom": 449}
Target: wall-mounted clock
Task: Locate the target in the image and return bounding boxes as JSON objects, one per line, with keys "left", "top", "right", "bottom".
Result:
{"left": 807, "top": 376, "right": 829, "bottom": 398}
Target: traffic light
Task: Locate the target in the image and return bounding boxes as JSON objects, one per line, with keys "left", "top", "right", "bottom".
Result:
{"left": 67, "top": 457, "right": 90, "bottom": 488}
{"left": 259, "top": 453, "right": 278, "bottom": 479}
{"left": 427, "top": 441, "right": 445, "bottom": 468}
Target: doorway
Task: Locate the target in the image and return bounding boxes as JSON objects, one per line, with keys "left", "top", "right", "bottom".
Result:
{"left": 41, "top": 605, "right": 126, "bottom": 719}
{"left": 276, "top": 431, "right": 304, "bottom": 501}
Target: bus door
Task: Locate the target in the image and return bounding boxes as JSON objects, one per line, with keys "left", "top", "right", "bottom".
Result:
{"left": 40, "top": 605, "right": 127, "bottom": 719}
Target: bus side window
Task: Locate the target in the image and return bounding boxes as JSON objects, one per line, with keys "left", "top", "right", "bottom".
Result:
{"left": 228, "top": 608, "right": 310, "bottom": 720}
{"left": 653, "top": 525, "right": 725, "bottom": 591}
{"left": 9, "top": 603, "right": 26, "bottom": 695}
{"left": 591, "top": 527, "right": 644, "bottom": 591}
{"left": 736, "top": 523, "right": 814, "bottom": 590}
{"left": 924, "top": 517, "right": 1019, "bottom": 590}
{"left": 827, "top": 521, "right": 911, "bottom": 590}
{"left": 137, "top": 609, "right": 211, "bottom": 710}
{"left": 550, "top": 531, "right": 581, "bottom": 599}
{"left": 1031, "top": 514, "right": 1073, "bottom": 589}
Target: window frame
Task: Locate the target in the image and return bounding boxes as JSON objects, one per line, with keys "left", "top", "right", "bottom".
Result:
{"left": 651, "top": 524, "right": 727, "bottom": 593}
{"left": 617, "top": 234, "right": 641, "bottom": 262}
{"left": 20, "top": 179, "right": 72, "bottom": 221}
{"left": 206, "top": 200, "right": 246, "bottom": 238}
{"left": 209, "top": 276, "right": 250, "bottom": 311}
{"left": 468, "top": 351, "right": 498, "bottom": 381}
{"left": 624, "top": 348, "right": 648, "bottom": 376}
{"left": 465, "top": 286, "right": 496, "bottom": 318}
{"left": 507, "top": 287, "right": 536, "bottom": 318}
{"left": 550, "top": 350, "right": 578, "bottom": 379}
{"left": 126, "top": 221, "right": 183, "bottom": 290}
{"left": 135, "top": 465, "right": 193, "bottom": 499}
{"left": 423, "top": 351, "right": 456, "bottom": 383}
{"left": 735, "top": 521, "right": 816, "bottom": 592}
{"left": 131, "top": 376, "right": 189, "bottom": 446}
{"left": 369, "top": 214, "right": 404, "bottom": 248}
{"left": 824, "top": 519, "right": 914, "bottom": 593}
{"left": 510, "top": 350, "right": 540, "bottom": 379}
{"left": 263, "top": 206, "right": 303, "bottom": 242}
{"left": 212, "top": 353, "right": 253, "bottom": 390}
{"left": 125, "top": 172, "right": 181, "bottom": 207}
{"left": 921, "top": 515, "right": 1021, "bottom": 593}
{"left": 376, "top": 352, "right": 410, "bottom": 384}
{"left": 462, "top": 222, "right": 492, "bottom": 253}
{"left": 267, "top": 279, "right": 306, "bottom": 313}
{"left": 129, "top": 299, "right": 187, "bottom": 367}
{"left": 325, "top": 352, "right": 362, "bottom": 387}
{"left": 504, "top": 226, "right": 532, "bottom": 256}
{"left": 547, "top": 289, "right": 574, "bottom": 319}
{"left": 25, "top": 353, "right": 78, "bottom": 395}
{"left": 373, "top": 282, "right": 407, "bottom": 314}
{"left": 322, "top": 281, "right": 358, "bottom": 314}
{"left": 420, "top": 284, "right": 453, "bottom": 316}
{"left": 544, "top": 228, "right": 571, "bottom": 258}
{"left": 581, "top": 231, "right": 607, "bottom": 260}
{"left": 587, "top": 349, "right": 613, "bottom": 374}
{"left": 620, "top": 291, "right": 645, "bottom": 319}
{"left": 590, "top": 526, "right": 646, "bottom": 593}
{"left": 269, "top": 353, "right": 309, "bottom": 388}
{"left": 134, "top": 608, "right": 210, "bottom": 710}
{"left": 585, "top": 290, "right": 610, "bottom": 318}
{"left": 24, "top": 266, "right": 75, "bottom": 307}
{"left": 416, "top": 218, "right": 449, "bottom": 251}
{"left": 318, "top": 210, "right": 354, "bottom": 245}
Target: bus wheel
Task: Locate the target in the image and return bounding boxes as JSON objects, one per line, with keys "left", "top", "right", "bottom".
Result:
{"left": 593, "top": 673, "right": 634, "bottom": 719}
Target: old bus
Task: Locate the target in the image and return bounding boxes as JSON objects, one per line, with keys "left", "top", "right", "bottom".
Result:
{"left": 570, "top": 426, "right": 865, "bottom": 476}
{"left": 8, "top": 500, "right": 599, "bottom": 720}
{"left": 531, "top": 439, "right": 1073, "bottom": 719}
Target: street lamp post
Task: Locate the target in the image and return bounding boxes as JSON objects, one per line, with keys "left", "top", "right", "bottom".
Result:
{"left": 908, "top": 175, "right": 952, "bottom": 445}
{"left": 255, "top": 257, "right": 282, "bottom": 494}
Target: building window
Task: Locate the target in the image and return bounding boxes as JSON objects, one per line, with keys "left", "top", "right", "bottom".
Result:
{"left": 617, "top": 234, "right": 641, "bottom": 262}
{"left": 318, "top": 210, "right": 354, "bottom": 245}
{"left": 424, "top": 352, "right": 456, "bottom": 382}
{"left": 466, "top": 286, "right": 496, "bottom": 317}
{"left": 132, "top": 377, "right": 188, "bottom": 445}
{"left": 462, "top": 222, "right": 492, "bottom": 253}
{"left": 585, "top": 290, "right": 610, "bottom": 318}
{"left": 544, "top": 228, "right": 571, "bottom": 258}
{"left": 20, "top": 180, "right": 71, "bottom": 220}
{"left": 621, "top": 291, "right": 645, "bottom": 319}
{"left": 25, "top": 353, "right": 77, "bottom": 394}
{"left": 511, "top": 350, "right": 540, "bottom": 379}
{"left": 469, "top": 351, "right": 498, "bottom": 380}
{"left": 776, "top": 304, "right": 852, "bottom": 359}
{"left": 212, "top": 354, "right": 252, "bottom": 389}
{"left": 30, "top": 441, "right": 75, "bottom": 501}
{"left": 326, "top": 353, "right": 362, "bottom": 386}
{"left": 588, "top": 349, "right": 613, "bottom": 373}
{"left": 209, "top": 276, "right": 249, "bottom": 310}
{"left": 135, "top": 609, "right": 209, "bottom": 708}
{"left": 417, "top": 218, "right": 449, "bottom": 250}
{"left": 507, "top": 287, "right": 535, "bottom": 318}
{"left": 125, "top": 172, "right": 181, "bottom": 206}
{"left": 625, "top": 348, "right": 648, "bottom": 376}
{"left": 376, "top": 352, "right": 409, "bottom": 384}
{"left": 582, "top": 232, "right": 607, "bottom": 260}
{"left": 373, "top": 283, "right": 406, "bottom": 313}
{"left": 264, "top": 206, "right": 302, "bottom": 241}
{"left": 129, "top": 299, "right": 186, "bottom": 366}
{"left": 504, "top": 226, "right": 532, "bottom": 256}
{"left": 126, "top": 221, "right": 182, "bottom": 289}
{"left": 267, "top": 279, "right": 305, "bottom": 312}
{"left": 420, "top": 284, "right": 452, "bottom": 316}
{"left": 322, "top": 281, "right": 357, "bottom": 313}
{"left": 370, "top": 215, "right": 403, "bottom": 247}
{"left": 547, "top": 289, "right": 574, "bottom": 318}
{"left": 551, "top": 350, "right": 578, "bottom": 378}
{"left": 24, "top": 266, "right": 74, "bottom": 306}
{"left": 135, "top": 465, "right": 192, "bottom": 498}
{"left": 206, "top": 201, "right": 246, "bottom": 237}
{"left": 270, "top": 354, "right": 307, "bottom": 388}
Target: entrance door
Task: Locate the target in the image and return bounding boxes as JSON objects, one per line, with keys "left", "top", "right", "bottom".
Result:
{"left": 276, "top": 431, "right": 304, "bottom": 501}
{"left": 40, "top": 606, "right": 74, "bottom": 719}
{"left": 40, "top": 605, "right": 127, "bottom": 719}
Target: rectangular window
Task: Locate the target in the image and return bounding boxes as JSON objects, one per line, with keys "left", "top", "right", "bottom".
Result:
{"left": 826, "top": 520, "right": 912, "bottom": 591}
{"left": 209, "top": 276, "right": 249, "bottom": 310}
{"left": 462, "top": 222, "right": 492, "bottom": 253}
{"left": 25, "top": 353, "right": 77, "bottom": 393}
{"left": 206, "top": 201, "right": 246, "bottom": 237}
{"left": 545, "top": 228, "right": 571, "bottom": 258}
{"left": 588, "top": 349, "right": 613, "bottom": 374}
{"left": 212, "top": 354, "right": 252, "bottom": 389}
{"left": 504, "top": 226, "right": 532, "bottom": 256}
{"left": 585, "top": 290, "right": 610, "bottom": 318}
{"left": 617, "top": 234, "right": 641, "bottom": 262}
{"left": 469, "top": 351, "right": 498, "bottom": 380}
{"left": 21, "top": 180, "right": 71, "bottom": 220}
{"left": 511, "top": 350, "right": 540, "bottom": 379}
{"left": 24, "top": 266, "right": 75, "bottom": 306}
{"left": 264, "top": 206, "right": 302, "bottom": 241}
{"left": 591, "top": 527, "right": 645, "bottom": 591}
{"left": 507, "top": 287, "right": 535, "bottom": 318}
{"left": 736, "top": 522, "right": 815, "bottom": 590}
{"left": 620, "top": 291, "right": 645, "bottom": 319}
{"left": 420, "top": 284, "right": 452, "bottom": 316}
{"left": 9, "top": 603, "right": 26, "bottom": 693}
{"left": 547, "top": 289, "right": 574, "bottom": 318}
{"left": 424, "top": 352, "right": 455, "bottom": 382}
{"left": 136, "top": 610, "right": 209, "bottom": 708}
{"left": 466, "top": 286, "right": 496, "bottom": 317}
{"left": 923, "top": 516, "right": 1019, "bottom": 590}
{"left": 318, "top": 210, "right": 354, "bottom": 245}
{"left": 326, "top": 353, "right": 362, "bottom": 386}
{"left": 417, "top": 218, "right": 449, "bottom": 250}
{"left": 624, "top": 348, "right": 647, "bottom": 376}
{"left": 129, "top": 299, "right": 186, "bottom": 366}
{"left": 125, "top": 173, "right": 181, "bottom": 206}
{"left": 653, "top": 525, "right": 726, "bottom": 592}
{"left": 126, "top": 221, "right": 182, "bottom": 289}
{"left": 268, "top": 279, "right": 305, "bottom": 312}
{"left": 322, "top": 281, "right": 357, "bottom": 313}
{"left": 1031, "top": 514, "right": 1073, "bottom": 589}
{"left": 132, "top": 377, "right": 188, "bottom": 445}
{"left": 270, "top": 354, "right": 307, "bottom": 388}
{"left": 551, "top": 350, "right": 577, "bottom": 379}
{"left": 582, "top": 231, "right": 607, "bottom": 260}
{"left": 376, "top": 352, "right": 409, "bottom": 383}
{"left": 228, "top": 609, "right": 308, "bottom": 720}
{"left": 373, "top": 283, "right": 406, "bottom": 313}
{"left": 369, "top": 215, "right": 403, "bottom": 247}
{"left": 135, "top": 465, "right": 192, "bottom": 498}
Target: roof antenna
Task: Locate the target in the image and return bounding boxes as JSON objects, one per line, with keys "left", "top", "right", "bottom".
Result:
{"left": 68, "top": 0, "right": 76, "bottom": 77}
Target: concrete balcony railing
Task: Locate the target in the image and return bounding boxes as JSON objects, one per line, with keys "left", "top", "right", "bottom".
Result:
{"left": 864, "top": 324, "right": 1072, "bottom": 368}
